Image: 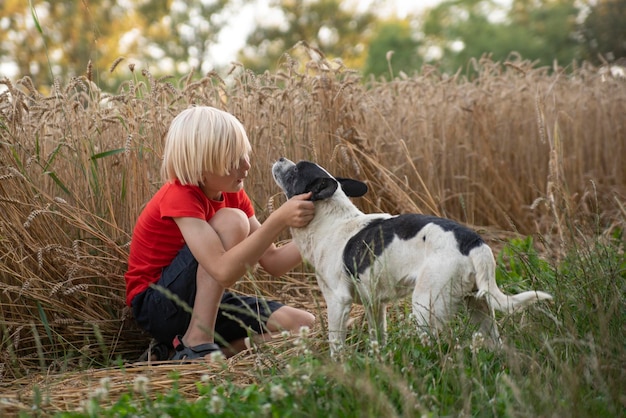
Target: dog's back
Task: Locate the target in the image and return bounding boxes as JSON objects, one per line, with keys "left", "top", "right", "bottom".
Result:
{"left": 343, "top": 214, "right": 484, "bottom": 278}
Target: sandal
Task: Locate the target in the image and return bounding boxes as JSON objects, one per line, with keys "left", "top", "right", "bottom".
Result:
{"left": 170, "top": 335, "right": 221, "bottom": 361}
{"left": 137, "top": 338, "right": 171, "bottom": 362}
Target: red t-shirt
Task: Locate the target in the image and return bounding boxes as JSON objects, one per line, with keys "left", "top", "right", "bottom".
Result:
{"left": 124, "top": 181, "right": 254, "bottom": 306}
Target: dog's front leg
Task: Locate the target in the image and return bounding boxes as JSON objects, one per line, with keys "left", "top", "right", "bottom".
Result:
{"left": 325, "top": 294, "right": 353, "bottom": 358}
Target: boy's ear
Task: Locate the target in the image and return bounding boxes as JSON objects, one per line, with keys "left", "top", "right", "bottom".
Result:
{"left": 336, "top": 177, "right": 368, "bottom": 198}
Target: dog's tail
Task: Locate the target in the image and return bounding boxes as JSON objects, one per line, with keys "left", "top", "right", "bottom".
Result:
{"left": 471, "top": 244, "right": 552, "bottom": 314}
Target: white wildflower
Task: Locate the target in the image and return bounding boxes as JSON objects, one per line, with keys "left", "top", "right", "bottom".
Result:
{"left": 99, "top": 376, "right": 111, "bottom": 388}
{"left": 209, "top": 395, "right": 225, "bottom": 415}
{"left": 470, "top": 332, "right": 485, "bottom": 353}
{"left": 210, "top": 350, "right": 226, "bottom": 362}
{"left": 98, "top": 377, "right": 111, "bottom": 396}
{"left": 419, "top": 331, "right": 432, "bottom": 347}
{"left": 369, "top": 339, "right": 380, "bottom": 356}
{"left": 298, "top": 326, "right": 310, "bottom": 338}
{"left": 133, "top": 375, "right": 150, "bottom": 395}
{"left": 291, "top": 380, "right": 305, "bottom": 397}
{"left": 270, "top": 384, "right": 287, "bottom": 401}
{"left": 91, "top": 387, "right": 108, "bottom": 401}
{"left": 261, "top": 403, "right": 272, "bottom": 414}
{"left": 80, "top": 399, "right": 98, "bottom": 416}
{"left": 454, "top": 338, "right": 462, "bottom": 351}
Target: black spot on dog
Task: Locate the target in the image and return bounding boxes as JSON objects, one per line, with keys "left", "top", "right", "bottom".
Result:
{"left": 343, "top": 214, "right": 484, "bottom": 277}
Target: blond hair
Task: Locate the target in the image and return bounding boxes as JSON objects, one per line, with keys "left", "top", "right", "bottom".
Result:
{"left": 161, "top": 106, "right": 252, "bottom": 185}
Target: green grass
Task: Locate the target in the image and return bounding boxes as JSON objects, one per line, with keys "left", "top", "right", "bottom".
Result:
{"left": 21, "top": 233, "right": 624, "bottom": 418}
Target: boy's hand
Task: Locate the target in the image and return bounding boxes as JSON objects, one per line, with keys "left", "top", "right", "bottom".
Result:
{"left": 278, "top": 192, "right": 315, "bottom": 228}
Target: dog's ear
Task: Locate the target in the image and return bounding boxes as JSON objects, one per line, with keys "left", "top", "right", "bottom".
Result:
{"left": 308, "top": 178, "right": 338, "bottom": 201}
{"left": 336, "top": 178, "right": 368, "bottom": 198}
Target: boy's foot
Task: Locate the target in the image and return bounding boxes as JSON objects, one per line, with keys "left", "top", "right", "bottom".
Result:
{"left": 137, "top": 339, "right": 171, "bottom": 362}
{"left": 170, "top": 335, "right": 221, "bottom": 362}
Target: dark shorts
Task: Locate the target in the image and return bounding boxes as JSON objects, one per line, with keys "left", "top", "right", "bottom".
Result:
{"left": 131, "top": 245, "right": 283, "bottom": 347}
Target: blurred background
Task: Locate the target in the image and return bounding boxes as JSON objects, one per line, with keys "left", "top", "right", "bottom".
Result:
{"left": 1, "top": 0, "right": 624, "bottom": 92}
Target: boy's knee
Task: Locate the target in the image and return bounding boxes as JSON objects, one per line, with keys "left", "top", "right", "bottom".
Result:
{"left": 268, "top": 306, "right": 316, "bottom": 332}
{"left": 300, "top": 311, "right": 316, "bottom": 328}
{"left": 213, "top": 207, "right": 249, "bottom": 225}
{"left": 210, "top": 208, "right": 250, "bottom": 246}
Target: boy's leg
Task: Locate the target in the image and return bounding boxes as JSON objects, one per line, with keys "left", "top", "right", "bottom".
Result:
{"left": 266, "top": 305, "right": 316, "bottom": 334}
{"left": 231, "top": 306, "right": 316, "bottom": 356}
{"left": 131, "top": 243, "right": 198, "bottom": 361}
{"left": 180, "top": 266, "right": 225, "bottom": 347}
{"left": 216, "top": 293, "right": 315, "bottom": 357}
{"left": 180, "top": 208, "right": 250, "bottom": 349}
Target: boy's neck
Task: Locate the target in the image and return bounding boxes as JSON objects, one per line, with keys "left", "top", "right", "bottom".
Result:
{"left": 201, "top": 185, "right": 223, "bottom": 201}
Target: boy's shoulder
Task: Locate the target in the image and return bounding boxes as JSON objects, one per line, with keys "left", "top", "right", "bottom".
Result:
{"left": 158, "top": 180, "right": 202, "bottom": 197}
{"left": 146, "top": 181, "right": 205, "bottom": 211}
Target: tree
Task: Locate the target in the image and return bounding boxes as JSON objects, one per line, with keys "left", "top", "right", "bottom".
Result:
{"left": 421, "top": 0, "right": 581, "bottom": 74}
{"left": 364, "top": 19, "right": 421, "bottom": 79}
{"left": 0, "top": 0, "right": 132, "bottom": 88}
{"left": 238, "top": 0, "right": 377, "bottom": 73}
{"left": 507, "top": 0, "right": 580, "bottom": 66}
{"left": 0, "top": 0, "right": 231, "bottom": 91}
{"left": 578, "top": 0, "right": 626, "bottom": 64}
{"left": 136, "top": 0, "right": 230, "bottom": 74}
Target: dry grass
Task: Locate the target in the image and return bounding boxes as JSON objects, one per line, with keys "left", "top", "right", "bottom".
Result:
{"left": 1, "top": 330, "right": 328, "bottom": 414}
{"left": 0, "top": 47, "right": 625, "bottom": 410}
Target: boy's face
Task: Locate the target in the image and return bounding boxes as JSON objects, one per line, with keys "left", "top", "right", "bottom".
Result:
{"left": 201, "top": 156, "right": 251, "bottom": 200}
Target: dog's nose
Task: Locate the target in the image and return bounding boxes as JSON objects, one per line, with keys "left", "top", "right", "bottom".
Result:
{"left": 278, "top": 157, "right": 286, "bottom": 162}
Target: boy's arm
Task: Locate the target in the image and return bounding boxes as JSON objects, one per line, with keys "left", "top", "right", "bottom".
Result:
{"left": 251, "top": 214, "right": 303, "bottom": 277}
{"left": 175, "top": 193, "right": 312, "bottom": 287}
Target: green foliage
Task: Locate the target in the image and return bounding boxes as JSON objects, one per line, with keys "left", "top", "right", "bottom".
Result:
{"left": 1, "top": 1, "right": 123, "bottom": 89}
{"left": 2, "top": 0, "right": 624, "bottom": 96}
{"left": 496, "top": 236, "right": 555, "bottom": 293}
{"left": 578, "top": 0, "right": 626, "bottom": 63}
{"left": 140, "top": 0, "right": 231, "bottom": 74}
{"left": 364, "top": 20, "right": 422, "bottom": 79}
{"left": 555, "top": 232, "right": 625, "bottom": 341}
{"left": 507, "top": 0, "right": 581, "bottom": 65}
{"left": 0, "top": 0, "right": 231, "bottom": 91}
{"left": 421, "top": 0, "right": 583, "bottom": 74}
{"left": 219, "top": 0, "right": 375, "bottom": 72}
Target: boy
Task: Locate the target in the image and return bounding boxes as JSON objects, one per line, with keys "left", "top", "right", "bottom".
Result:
{"left": 125, "top": 106, "right": 316, "bottom": 361}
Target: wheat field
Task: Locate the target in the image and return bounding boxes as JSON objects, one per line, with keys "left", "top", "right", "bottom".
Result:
{"left": 0, "top": 49, "right": 624, "bottom": 397}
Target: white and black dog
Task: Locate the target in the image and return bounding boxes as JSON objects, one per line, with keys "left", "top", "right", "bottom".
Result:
{"left": 272, "top": 158, "right": 552, "bottom": 355}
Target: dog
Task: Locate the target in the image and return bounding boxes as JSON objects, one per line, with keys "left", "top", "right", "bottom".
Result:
{"left": 272, "top": 158, "right": 552, "bottom": 355}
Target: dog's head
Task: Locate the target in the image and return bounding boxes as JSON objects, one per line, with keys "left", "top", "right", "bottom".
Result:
{"left": 272, "top": 158, "right": 367, "bottom": 201}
